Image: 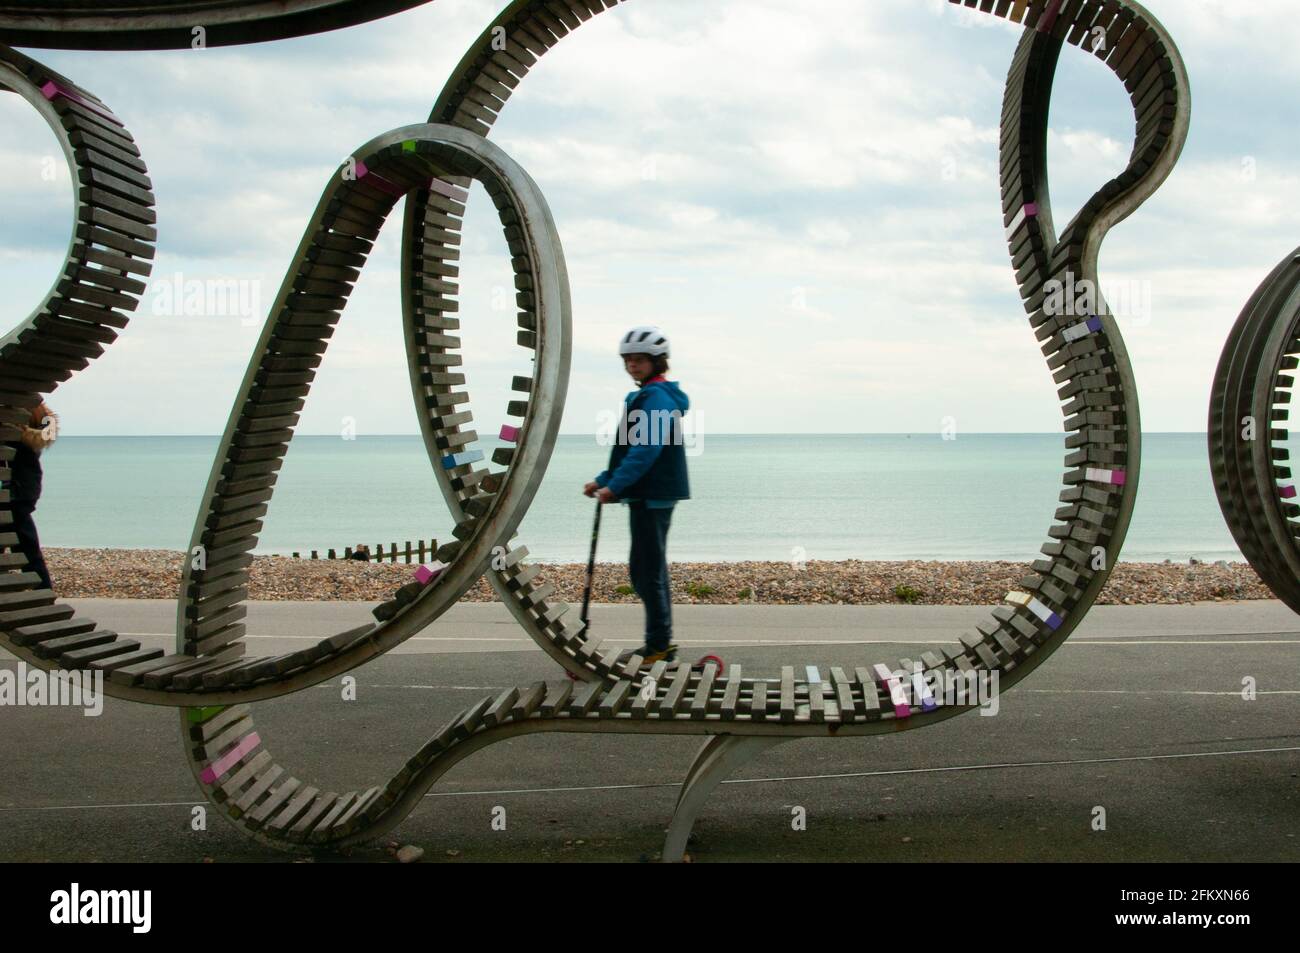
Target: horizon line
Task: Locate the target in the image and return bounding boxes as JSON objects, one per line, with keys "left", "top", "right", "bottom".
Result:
{"left": 48, "top": 431, "right": 1219, "bottom": 438}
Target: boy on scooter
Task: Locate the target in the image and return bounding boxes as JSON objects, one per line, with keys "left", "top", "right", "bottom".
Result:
{"left": 583, "top": 326, "right": 691, "bottom": 663}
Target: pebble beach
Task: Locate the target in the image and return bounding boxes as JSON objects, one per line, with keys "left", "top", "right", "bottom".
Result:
{"left": 45, "top": 548, "right": 1274, "bottom": 605}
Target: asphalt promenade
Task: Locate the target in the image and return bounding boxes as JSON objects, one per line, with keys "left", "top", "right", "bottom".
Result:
{"left": 2, "top": 599, "right": 1297, "bottom": 862}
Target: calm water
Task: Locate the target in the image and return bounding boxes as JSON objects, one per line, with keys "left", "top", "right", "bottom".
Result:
{"left": 28, "top": 433, "right": 1242, "bottom": 563}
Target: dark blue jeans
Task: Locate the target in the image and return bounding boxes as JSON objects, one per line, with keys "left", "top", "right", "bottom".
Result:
{"left": 628, "top": 501, "right": 675, "bottom": 651}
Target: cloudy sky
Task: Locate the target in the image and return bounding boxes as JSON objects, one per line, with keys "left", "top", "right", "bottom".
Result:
{"left": 1, "top": 0, "right": 1296, "bottom": 436}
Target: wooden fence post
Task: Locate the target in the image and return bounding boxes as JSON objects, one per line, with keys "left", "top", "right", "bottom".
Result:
{"left": 297, "top": 541, "right": 435, "bottom": 565}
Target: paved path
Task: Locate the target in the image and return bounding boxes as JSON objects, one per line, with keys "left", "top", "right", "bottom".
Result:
{"left": 2, "top": 600, "right": 1297, "bottom": 861}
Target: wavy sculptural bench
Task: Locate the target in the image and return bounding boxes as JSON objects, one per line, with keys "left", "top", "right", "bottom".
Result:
{"left": 0, "top": 0, "right": 1210, "bottom": 860}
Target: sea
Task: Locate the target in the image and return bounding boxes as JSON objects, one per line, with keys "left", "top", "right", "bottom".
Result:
{"left": 25, "top": 433, "right": 1250, "bottom": 564}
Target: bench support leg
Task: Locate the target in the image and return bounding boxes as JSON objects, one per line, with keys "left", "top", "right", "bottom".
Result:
{"left": 662, "top": 735, "right": 788, "bottom": 863}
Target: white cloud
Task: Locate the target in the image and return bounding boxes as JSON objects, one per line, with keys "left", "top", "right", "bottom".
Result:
{"left": 0, "top": 0, "right": 1289, "bottom": 435}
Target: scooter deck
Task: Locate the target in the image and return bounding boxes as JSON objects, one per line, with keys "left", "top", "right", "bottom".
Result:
{"left": 616, "top": 646, "right": 725, "bottom": 674}
{"left": 564, "top": 647, "right": 725, "bottom": 681}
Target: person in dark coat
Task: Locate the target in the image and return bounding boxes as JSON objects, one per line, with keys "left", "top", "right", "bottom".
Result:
{"left": 4, "top": 401, "right": 56, "bottom": 591}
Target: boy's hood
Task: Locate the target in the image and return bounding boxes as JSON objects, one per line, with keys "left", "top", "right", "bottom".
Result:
{"left": 630, "top": 379, "right": 690, "bottom": 413}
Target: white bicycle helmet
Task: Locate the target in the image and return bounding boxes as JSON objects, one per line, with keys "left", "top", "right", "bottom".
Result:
{"left": 618, "top": 325, "right": 670, "bottom": 358}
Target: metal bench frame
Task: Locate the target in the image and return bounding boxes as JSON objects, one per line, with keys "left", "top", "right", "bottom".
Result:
{"left": 0, "top": 0, "right": 1200, "bottom": 860}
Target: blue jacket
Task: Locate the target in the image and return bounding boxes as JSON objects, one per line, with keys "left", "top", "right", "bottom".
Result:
{"left": 595, "top": 379, "right": 691, "bottom": 502}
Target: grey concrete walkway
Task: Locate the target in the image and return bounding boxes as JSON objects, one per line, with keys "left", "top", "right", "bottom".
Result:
{"left": 36, "top": 597, "right": 1300, "bottom": 656}
{"left": 2, "top": 600, "right": 1298, "bottom": 862}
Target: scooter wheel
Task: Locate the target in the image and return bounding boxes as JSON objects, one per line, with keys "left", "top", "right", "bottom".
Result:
{"left": 698, "top": 655, "right": 724, "bottom": 676}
